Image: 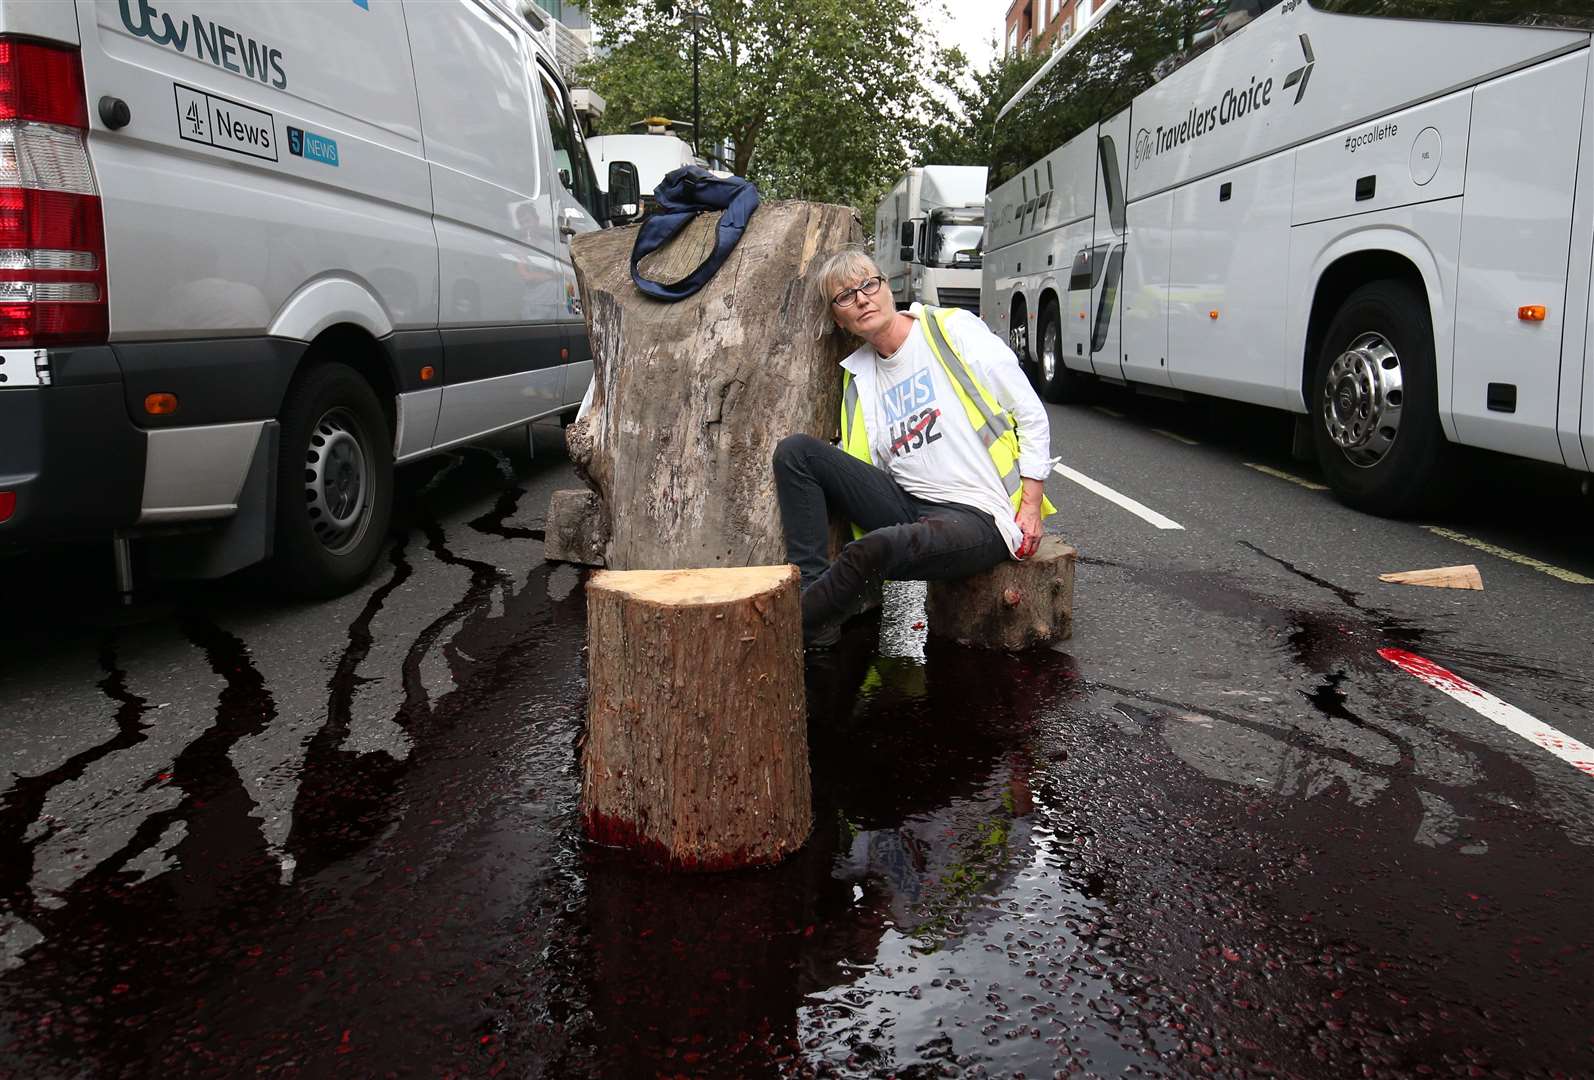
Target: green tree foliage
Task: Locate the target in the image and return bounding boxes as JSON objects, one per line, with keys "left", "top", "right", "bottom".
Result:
{"left": 580, "top": 0, "right": 947, "bottom": 213}
{"left": 916, "top": 46, "right": 1045, "bottom": 170}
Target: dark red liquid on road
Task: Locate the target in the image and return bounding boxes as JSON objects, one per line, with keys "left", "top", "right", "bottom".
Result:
{"left": 1, "top": 545, "right": 1590, "bottom": 1078}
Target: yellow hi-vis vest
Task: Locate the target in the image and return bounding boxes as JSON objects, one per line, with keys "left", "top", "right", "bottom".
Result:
{"left": 838, "top": 306, "right": 1057, "bottom": 538}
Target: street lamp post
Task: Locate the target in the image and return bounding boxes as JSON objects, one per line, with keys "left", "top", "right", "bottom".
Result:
{"left": 683, "top": 5, "right": 705, "bottom": 157}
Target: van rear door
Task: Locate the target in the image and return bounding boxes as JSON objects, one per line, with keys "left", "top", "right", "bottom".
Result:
{"left": 72, "top": 0, "right": 436, "bottom": 349}
{"left": 1566, "top": 49, "right": 1594, "bottom": 474}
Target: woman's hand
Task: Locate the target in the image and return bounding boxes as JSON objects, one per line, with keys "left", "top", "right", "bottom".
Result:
{"left": 1015, "top": 478, "right": 1045, "bottom": 558}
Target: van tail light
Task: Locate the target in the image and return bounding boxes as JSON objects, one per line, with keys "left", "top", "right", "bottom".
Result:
{"left": 0, "top": 491, "right": 15, "bottom": 523}
{"left": 0, "top": 37, "right": 105, "bottom": 347}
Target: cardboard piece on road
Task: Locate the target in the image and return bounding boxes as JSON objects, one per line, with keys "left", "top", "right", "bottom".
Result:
{"left": 1379, "top": 564, "right": 1484, "bottom": 590}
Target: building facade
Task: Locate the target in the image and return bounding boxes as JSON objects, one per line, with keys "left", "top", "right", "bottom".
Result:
{"left": 1004, "top": 0, "right": 1094, "bottom": 56}
{"left": 528, "top": 0, "right": 593, "bottom": 76}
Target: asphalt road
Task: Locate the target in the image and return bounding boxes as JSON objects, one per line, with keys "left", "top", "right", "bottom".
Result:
{"left": 1, "top": 399, "right": 1591, "bottom": 1079}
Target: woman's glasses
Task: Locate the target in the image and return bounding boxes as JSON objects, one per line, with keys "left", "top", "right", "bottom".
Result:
{"left": 831, "top": 275, "right": 886, "bottom": 308}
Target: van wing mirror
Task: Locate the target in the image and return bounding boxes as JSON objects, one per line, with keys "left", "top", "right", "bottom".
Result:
{"left": 608, "top": 161, "right": 641, "bottom": 224}
{"left": 899, "top": 221, "right": 914, "bottom": 247}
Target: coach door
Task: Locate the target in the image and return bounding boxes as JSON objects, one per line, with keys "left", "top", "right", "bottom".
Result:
{"left": 1088, "top": 112, "right": 1131, "bottom": 381}
{"left": 1583, "top": 248, "right": 1594, "bottom": 471}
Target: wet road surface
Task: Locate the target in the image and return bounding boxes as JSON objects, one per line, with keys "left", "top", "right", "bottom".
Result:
{"left": 1, "top": 406, "right": 1592, "bottom": 1078}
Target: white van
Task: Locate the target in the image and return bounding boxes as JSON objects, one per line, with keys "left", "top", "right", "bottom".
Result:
{"left": 0, "top": 0, "right": 639, "bottom": 595}
{"left": 588, "top": 131, "right": 699, "bottom": 213}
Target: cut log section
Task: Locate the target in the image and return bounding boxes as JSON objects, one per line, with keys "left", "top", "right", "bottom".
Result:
{"left": 583, "top": 564, "right": 810, "bottom": 870}
{"left": 926, "top": 536, "right": 1077, "bottom": 651}
{"left": 544, "top": 488, "right": 608, "bottom": 566}
{"left": 561, "top": 200, "right": 860, "bottom": 571}
{"left": 1379, "top": 564, "right": 1484, "bottom": 590}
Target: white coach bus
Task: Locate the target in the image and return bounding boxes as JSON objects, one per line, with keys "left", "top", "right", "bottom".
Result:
{"left": 985, "top": 0, "right": 1594, "bottom": 513}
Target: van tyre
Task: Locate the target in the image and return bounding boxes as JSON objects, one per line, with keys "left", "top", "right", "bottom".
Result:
{"left": 272, "top": 363, "right": 394, "bottom": 598}
{"left": 1311, "top": 279, "right": 1450, "bottom": 516}
{"left": 1037, "top": 307, "right": 1088, "bottom": 404}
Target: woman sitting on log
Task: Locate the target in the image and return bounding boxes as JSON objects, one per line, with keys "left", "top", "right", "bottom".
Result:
{"left": 774, "top": 249, "right": 1058, "bottom": 648}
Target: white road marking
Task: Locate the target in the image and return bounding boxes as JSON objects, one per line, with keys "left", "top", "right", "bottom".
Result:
{"left": 1380, "top": 648, "right": 1594, "bottom": 779}
{"left": 1152, "top": 428, "right": 1200, "bottom": 446}
{"left": 1245, "top": 463, "right": 1328, "bottom": 491}
{"left": 1091, "top": 405, "right": 1125, "bottom": 419}
{"left": 1421, "top": 525, "right": 1594, "bottom": 585}
{"left": 1053, "top": 463, "right": 1185, "bottom": 530}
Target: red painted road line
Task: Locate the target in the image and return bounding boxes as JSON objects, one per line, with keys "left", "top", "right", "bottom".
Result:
{"left": 1379, "top": 648, "right": 1594, "bottom": 779}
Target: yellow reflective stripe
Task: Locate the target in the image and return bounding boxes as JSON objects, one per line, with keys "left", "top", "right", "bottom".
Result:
{"left": 997, "top": 459, "right": 1022, "bottom": 498}
{"left": 917, "top": 311, "right": 994, "bottom": 441}
{"left": 920, "top": 310, "right": 1011, "bottom": 443}
{"left": 927, "top": 308, "right": 1010, "bottom": 434}
{"left": 919, "top": 307, "right": 1060, "bottom": 522}
{"left": 839, "top": 371, "right": 872, "bottom": 479}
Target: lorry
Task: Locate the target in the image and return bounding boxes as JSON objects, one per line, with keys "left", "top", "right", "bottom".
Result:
{"left": 873, "top": 166, "right": 987, "bottom": 314}
{"left": 0, "top": 0, "right": 639, "bottom": 597}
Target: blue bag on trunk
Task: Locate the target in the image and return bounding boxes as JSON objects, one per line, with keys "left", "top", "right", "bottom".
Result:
{"left": 630, "top": 167, "right": 760, "bottom": 302}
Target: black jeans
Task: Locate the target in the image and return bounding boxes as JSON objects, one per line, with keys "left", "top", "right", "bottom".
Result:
{"left": 772, "top": 433, "right": 1010, "bottom": 634}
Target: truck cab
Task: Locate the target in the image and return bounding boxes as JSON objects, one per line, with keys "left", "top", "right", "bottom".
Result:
{"left": 875, "top": 165, "right": 988, "bottom": 315}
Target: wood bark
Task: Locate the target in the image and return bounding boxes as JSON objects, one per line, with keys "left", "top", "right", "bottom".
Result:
{"left": 926, "top": 537, "right": 1077, "bottom": 651}
{"left": 543, "top": 488, "right": 607, "bottom": 566}
{"left": 582, "top": 564, "right": 810, "bottom": 869}
{"left": 562, "top": 200, "right": 861, "bottom": 570}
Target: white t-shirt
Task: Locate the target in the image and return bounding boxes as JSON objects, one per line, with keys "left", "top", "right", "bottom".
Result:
{"left": 842, "top": 306, "right": 1055, "bottom": 556}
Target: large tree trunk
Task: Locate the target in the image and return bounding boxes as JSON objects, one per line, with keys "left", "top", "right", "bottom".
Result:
{"left": 582, "top": 564, "right": 810, "bottom": 869}
{"left": 563, "top": 200, "right": 860, "bottom": 570}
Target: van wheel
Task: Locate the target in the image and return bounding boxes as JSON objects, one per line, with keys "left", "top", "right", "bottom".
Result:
{"left": 1037, "top": 307, "right": 1088, "bottom": 404}
{"left": 271, "top": 363, "right": 393, "bottom": 597}
{"left": 1310, "top": 279, "right": 1449, "bottom": 516}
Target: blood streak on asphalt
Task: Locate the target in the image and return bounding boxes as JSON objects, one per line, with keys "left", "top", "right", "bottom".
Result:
{"left": 1379, "top": 647, "right": 1594, "bottom": 778}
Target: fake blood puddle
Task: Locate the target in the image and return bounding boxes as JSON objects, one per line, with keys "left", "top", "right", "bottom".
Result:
{"left": 1, "top": 549, "right": 1590, "bottom": 1077}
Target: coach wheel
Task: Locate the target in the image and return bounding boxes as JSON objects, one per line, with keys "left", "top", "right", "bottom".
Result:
{"left": 272, "top": 362, "right": 394, "bottom": 597}
{"left": 1009, "top": 316, "right": 1029, "bottom": 366}
{"left": 1038, "top": 307, "right": 1088, "bottom": 404}
{"left": 1310, "top": 279, "right": 1450, "bottom": 516}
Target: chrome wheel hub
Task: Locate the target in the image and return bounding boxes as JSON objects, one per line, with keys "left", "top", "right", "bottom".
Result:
{"left": 1040, "top": 326, "right": 1058, "bottom": 383}
{"left": 303, "top": 408, "right": 371, "bottom": 555}
{"left": 1010, "top": 320, "right": 1028, "bottom": 361}
{"left": 1322, "top": 332, "right": 1403, "bottom": 468}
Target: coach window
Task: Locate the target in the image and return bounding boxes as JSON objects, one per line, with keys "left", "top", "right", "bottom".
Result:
{"left": 990, "top": 0, "right": 1183, "bottom": 187}
{"left": 1309, "top": 1, "right": 1591, "bottom": 29}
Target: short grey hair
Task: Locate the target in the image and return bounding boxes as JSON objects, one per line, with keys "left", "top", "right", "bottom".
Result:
{"left": 807, "top": 247, "right": 883, "bottom": 343}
